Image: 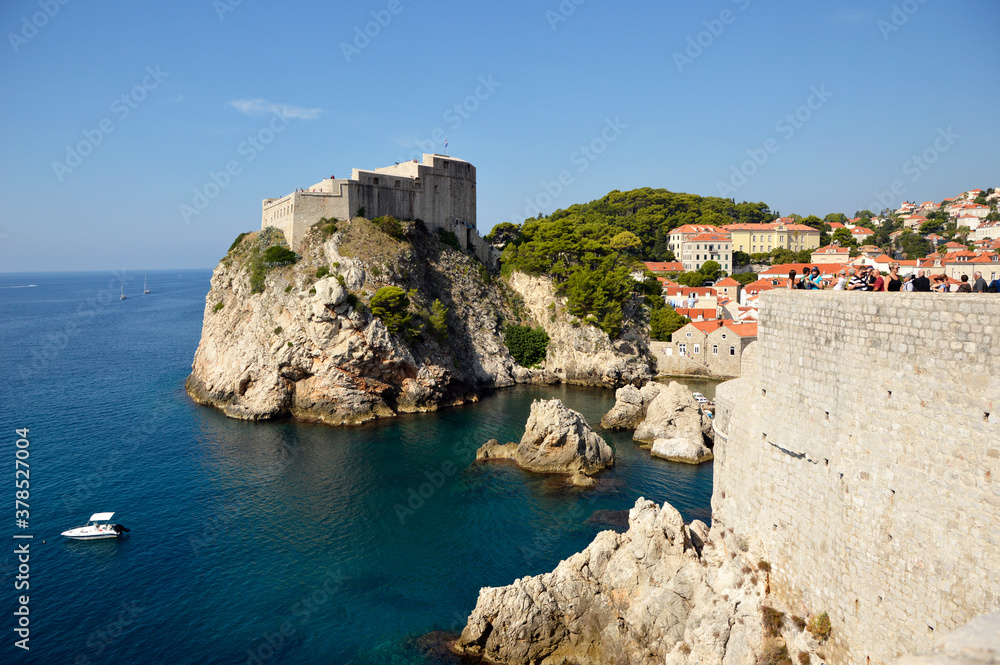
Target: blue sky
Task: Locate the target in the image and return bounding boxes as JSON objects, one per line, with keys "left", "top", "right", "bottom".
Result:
{"left": 1, "top": 0, "right": 998, "bottom": 271}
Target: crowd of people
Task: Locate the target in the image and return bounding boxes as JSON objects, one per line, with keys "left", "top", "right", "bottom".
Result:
{"left": 785, "top": 266, "right": 998, "bottom": 293}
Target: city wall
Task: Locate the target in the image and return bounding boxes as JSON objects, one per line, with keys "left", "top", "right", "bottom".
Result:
{"left": 712, "top": 291, "right": 1000, "bottom": 664}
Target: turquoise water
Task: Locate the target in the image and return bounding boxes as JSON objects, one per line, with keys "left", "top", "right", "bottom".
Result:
{"left": 0, "top": 270, "right": 712, "bottom": 664}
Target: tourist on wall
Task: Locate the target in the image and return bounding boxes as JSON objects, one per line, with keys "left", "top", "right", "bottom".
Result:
{"left": 902, "top": 275, "right": 915, "bottom": 292}
{"left": 833, "top": 270, "right": 848, "bottom": 290}
{"left": 869, "top": 266, "right": 884, "bottom": 292}
{"left": 881, "top": 264, "right": 902, "bottom": 292}
{"left": 806, "top": 267, "right": 823, "bottom": 289}
{"left": 847, "top": 268, "right": 866, "bottom": 291}
{"left": 931, "top": 275, "right": 949, "bottom": 292}
{"left": 912, "top": 269, "right": 931, "bottom": 292}
{"left": 972, "top": 271, "right": 987, "bottom": 293}
{"left": 786, "top": 269, "right": 798, "bottom": 289}
{"left": 956, "top": 275, "right": 973, "bottom": 293}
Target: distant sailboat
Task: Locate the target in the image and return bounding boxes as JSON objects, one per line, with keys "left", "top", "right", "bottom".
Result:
{"left": 143, "top": 274, "right": 150, "bottom": 295}
{"left": 120, "top": 282, "right": 127, "bottom": 300}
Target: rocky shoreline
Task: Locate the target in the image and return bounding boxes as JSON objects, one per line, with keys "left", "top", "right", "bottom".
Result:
{"left": 186, "top": 221, "right": 653, "bottom": 425}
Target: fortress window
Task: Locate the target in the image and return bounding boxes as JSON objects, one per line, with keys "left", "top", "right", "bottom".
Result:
{"left": 373, "top": 177, "right": 379, "bottom": 185}
{"left": 443, "top": 161, "right": 449, "bottom": 168}
{"left": 394, "top": 180, "right": 400, "bottom": 187}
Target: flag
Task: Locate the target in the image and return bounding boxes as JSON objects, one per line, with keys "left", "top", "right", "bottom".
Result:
{"left": 444, "top": 139, "right": 448, "bottom": 152}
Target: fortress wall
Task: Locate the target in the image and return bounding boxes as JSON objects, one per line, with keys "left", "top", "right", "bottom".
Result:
{"left": 712, "top": 291, "right": 1000, "bottom": 664}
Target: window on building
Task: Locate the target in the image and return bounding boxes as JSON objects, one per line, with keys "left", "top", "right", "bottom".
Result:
{"left": 686, "top": 332, "right": 692, "bottom": 338}
{"left": 394, "top": 180, "right": 400, "bottom": 187}
{"left": 721, "top": 333, "right": 727, "bottom": 339}
{"left": 768, "top": 235, "right": 772, "bottom": 242}
{"left": 693, "top": 344, "right": 700, "bottom": 354}
{"left": 679, "top": 343, "right": 687, "bottom": 355}
{"left": 730, "top": 346, "right": 736, "bottom": 356}
{"left": 373, "top": 177, "right": 379, "bottom": 185}
{"left": 712, "top": 344, "right": 718, "bottom": 355}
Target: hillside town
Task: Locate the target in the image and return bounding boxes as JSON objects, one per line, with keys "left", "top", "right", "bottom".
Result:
{"left": 642, "top": 187, "right": 1000, "bottom": 377}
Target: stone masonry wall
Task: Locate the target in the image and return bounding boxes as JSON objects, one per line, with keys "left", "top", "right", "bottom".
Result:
{"left": 712, "top": 291, "right": 1000, "bottom": 665}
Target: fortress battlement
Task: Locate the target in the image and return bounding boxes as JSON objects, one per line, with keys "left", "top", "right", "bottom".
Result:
{"left": 262, "top": 154, "right": 492, "bottom": 263}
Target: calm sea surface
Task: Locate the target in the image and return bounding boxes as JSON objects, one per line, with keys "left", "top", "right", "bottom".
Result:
{"left": 0, "top": 270, "right": 713, "bottom": 665}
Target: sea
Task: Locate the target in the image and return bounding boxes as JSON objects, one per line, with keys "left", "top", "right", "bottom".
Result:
{"left": 0, "top": 270, "right": 716, "bottom": 665}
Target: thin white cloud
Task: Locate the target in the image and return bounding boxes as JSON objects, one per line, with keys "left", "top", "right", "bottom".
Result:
{"left": 229, "top": 98, "right": 323, "bottom": 120}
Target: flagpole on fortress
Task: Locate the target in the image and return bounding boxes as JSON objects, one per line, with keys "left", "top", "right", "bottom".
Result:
{"left": 444, "top": 138, "right": 448, "bottom": 155}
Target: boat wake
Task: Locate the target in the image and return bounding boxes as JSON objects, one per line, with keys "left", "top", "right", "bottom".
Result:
{"left": 1, "top": 284, "right": 38, "bottom": 288}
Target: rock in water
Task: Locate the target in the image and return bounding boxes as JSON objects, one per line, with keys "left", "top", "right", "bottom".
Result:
{"left": 650, "top": 437, "right": 713, "bottom": 464}
{"left": 601, "top": 381, "right": 664, "bottom": 429}
{"left": 453, "top": 497, "right": 765, "bottom": 665}
{"left": 476, "top": 399, "right": 613, "bottom": 477}
{"left": 633, "top": 382, "right": 711, "bottom": 455}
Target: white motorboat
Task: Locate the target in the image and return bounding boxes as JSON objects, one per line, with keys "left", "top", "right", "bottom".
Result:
{"left": 61, "top": 512, "right": 130, "bottom": 540}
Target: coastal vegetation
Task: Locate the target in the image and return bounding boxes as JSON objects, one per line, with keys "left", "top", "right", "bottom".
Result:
{"left": 499, "top": 188, "right": 774, "bottom": 338}
{"left": 504, "top": 324, "right": 550, "bottom": 367}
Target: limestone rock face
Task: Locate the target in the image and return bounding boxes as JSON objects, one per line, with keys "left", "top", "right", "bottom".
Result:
{"left": 186, "top": 224, "right": 517, "bottom": 425}
{"left": 453, "top": 497, "right": 766, "bottom": 665}
{"left": 633, "top": 381, "right": 712, "bottom": 457}
{"left": 476, "top": 399, "right": 613, "bottom": 476}
{"left": 601, "top": 381, "right": 665, "bottom": 429}
{"left": 507, "top": 271, "right": 653, "bottom": 388}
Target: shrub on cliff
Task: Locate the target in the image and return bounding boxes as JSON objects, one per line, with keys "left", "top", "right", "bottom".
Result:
{"left": 228, "top": 232, "right": 249, "bottom": 253}
{"left": 370, "top": 286, "right": 412, "bottom": 336}
{"left": 263, "top": 245, "right": 298, "bottom": 266}
{"left": 504, "top": 325, "right": 549, "bottom": 367}
{"left": 371, "top": 215, "right": 406, "bottom": 241}
{"left": 428, "top": 299, "right": 449, "bottom": 340}
{"left": 806, "top": 612, "right": 831, "bottom": 642}
{"left": 650, "top": 306, "right": 689, "bottom": 341}
{"left": 437, "top": 228, "right": 461, "bottom": 250}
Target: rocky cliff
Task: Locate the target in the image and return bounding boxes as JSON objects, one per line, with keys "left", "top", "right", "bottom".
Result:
{"left": 452, "top": 497, "right": 805, "bottom": 665}
{"left": 186, "top": 220, "right": 654, "bottom": 424}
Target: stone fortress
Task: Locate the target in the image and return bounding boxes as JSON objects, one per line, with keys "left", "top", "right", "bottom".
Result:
{"left": 261, "top": 153, "right": 497, "bottom": 265}
{"left": 713, "top": 291, "right": 999, "bottom": 664}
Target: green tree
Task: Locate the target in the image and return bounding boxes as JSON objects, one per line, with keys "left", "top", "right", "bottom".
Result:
{"left": 824, "top": 212, "right": 848, "bottom": 226}
{"left": 504, "top": 325, "right": 550, "bottom": 367}
{"left": 485, "top": 222, "right": 521, "bottom": 249}
{"left": 700, "top": 260, "right": 722, "bottom": 281}
{"left": 731, "top": 271, "right": 758, "bottom": 285}
{"left": 369, "top": 286, "right": 411, "bottom": 336}
{"left": 831, "top": 228, "right": 856, "bottom": 247}
{"left": 428, "top": 299, "right": 449, "bottom": 340}
{"left": 650, "top": 306, "right": 690, "bottom": 341}
{"left": 733, "top": 250, "right": 752, "bottom": 268}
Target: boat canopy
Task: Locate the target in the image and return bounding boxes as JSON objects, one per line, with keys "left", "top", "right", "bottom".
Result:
{"left": 90, "top": 512, "right": 115, "bottom": 521}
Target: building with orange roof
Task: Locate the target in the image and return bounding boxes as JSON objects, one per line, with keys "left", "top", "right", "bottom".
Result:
{"left": 722, "top": 220, "right": 821, "bottom": 255}
{"left": 712, "top": 276, "right": 742, "bottom": 303}
{"left": 943, "top": 251, "right": 1000, "bottom": 282}
{"left": 974, "top": 221, "right": 1000, "bottom": 242}
{"left": 669, "top": 319, "right": 757, "bottom": 377}
{"left": 811, "top": 244, "right": 850, "bottom": 264}
{"left": 667, "top": 224, "right": 726, "bottom": 258}
{"left": 679, "top": 231, "right": 732, "bottom": 273}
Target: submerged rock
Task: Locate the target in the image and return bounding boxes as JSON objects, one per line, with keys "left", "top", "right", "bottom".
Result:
{"left": 476, "top": 399, "right": 613, "bottom": 477}
{"left": 651, "top": 436, "right": 714, "bottom": 464}
{"left": 453, "top": 497, "right": 765, "bottom": 665}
